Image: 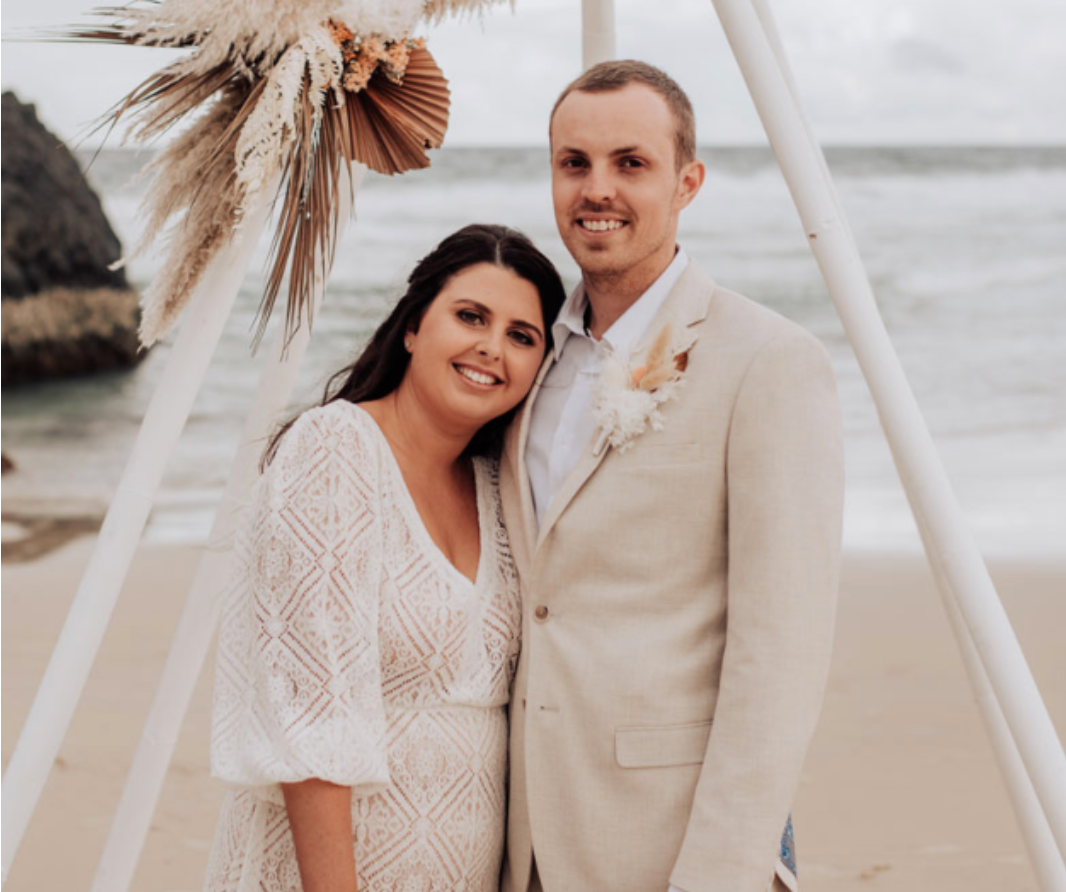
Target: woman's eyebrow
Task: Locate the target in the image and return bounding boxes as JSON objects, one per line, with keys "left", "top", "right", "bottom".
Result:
{"left": 456, "top": 298, "right": 544, "bottom": 340}
{"left": 510, "top": 318, "right": 545, "bottom": 340}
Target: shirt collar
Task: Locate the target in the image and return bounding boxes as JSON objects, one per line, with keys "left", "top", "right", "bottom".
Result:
{"left": 551, "top": 249, "right": 689, "bottom": 360}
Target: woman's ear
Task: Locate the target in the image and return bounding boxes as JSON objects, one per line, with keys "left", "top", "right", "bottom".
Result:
{"left": 404, "top": 318, "right": 421, "bottom": 352}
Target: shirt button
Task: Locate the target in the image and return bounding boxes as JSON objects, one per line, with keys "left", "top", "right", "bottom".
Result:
{"left": 533, "top": 605, "right": 550, "bottom": 622}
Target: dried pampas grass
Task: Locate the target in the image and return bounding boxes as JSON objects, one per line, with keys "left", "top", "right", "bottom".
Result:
{"left": 132, "top": 87, "right": 251, "bottom": 344}
{"left": 422, "top": 0, "right": 513, "bottom": 23}
{"left": 57, "top": 0, "right": 469, "bottom": 347}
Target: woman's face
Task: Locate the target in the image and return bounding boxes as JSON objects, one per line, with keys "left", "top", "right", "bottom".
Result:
{"left": 404, "top": 262, "right": 548, "bottom": 433}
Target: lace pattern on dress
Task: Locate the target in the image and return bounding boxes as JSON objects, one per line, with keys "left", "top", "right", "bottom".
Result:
{"left": 206, "top": 402, "right": 521, "bottom": 892}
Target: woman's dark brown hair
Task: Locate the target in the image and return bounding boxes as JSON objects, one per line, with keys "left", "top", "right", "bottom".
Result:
{"left": 263, "top": 224, "right": 566, "bottom": 467}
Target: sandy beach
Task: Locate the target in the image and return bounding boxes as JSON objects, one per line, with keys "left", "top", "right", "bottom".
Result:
{"left": 2, "top": 535, "right": 1063, "bottom": 892}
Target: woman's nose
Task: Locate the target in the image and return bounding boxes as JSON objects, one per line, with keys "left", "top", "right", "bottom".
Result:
{"left": 477, "top": 328, "right": 504, "bottom": 359}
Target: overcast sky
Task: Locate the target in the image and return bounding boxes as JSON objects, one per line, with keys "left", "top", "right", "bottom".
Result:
{"left": 2, "top": 0, "right": 1064, "bottom": 146}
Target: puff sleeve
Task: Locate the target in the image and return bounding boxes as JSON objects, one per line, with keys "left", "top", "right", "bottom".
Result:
{"left": 210, "top": 405, "right": 391, "bottom": 804}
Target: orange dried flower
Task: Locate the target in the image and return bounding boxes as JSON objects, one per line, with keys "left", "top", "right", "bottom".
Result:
{"left": 383, "top": 42, "right": 411, "bottom": 82}
{"left": 343, "top": 55, "right": 376, "bottom": 93}
{"left": 387, "top": 41, "right": 410, "bottom": 68}
{"left": 362, "top": 37, "right": 388, "bottom": 62}
{"left": 328, "top": 20, "right": 354, "bottom": 45}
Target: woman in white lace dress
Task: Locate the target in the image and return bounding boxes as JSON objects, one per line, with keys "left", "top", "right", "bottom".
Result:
{"left": 205, "top": 225, "right": 565, "bottom": 892}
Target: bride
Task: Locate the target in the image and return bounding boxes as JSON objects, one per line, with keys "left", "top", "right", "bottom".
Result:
{"left": 204, "top": 224, "right": 565, "bottom": 892}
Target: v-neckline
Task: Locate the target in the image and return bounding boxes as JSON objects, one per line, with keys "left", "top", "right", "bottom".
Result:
{"left": 349, "top": 403, "right": 487, "bottom": 588}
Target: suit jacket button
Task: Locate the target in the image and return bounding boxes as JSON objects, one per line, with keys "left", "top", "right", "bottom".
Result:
{"left": 533, "top": 605, "right": 550, "bottom": 622}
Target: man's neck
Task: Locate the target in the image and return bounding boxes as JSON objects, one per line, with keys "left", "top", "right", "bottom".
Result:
{"left": 583, "top": 258, "right": 673, "bottom": 339}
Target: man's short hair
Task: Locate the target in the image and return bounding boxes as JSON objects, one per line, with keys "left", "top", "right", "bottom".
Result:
{"left": 550, "top": 60, "right": 697, "bottom": 169}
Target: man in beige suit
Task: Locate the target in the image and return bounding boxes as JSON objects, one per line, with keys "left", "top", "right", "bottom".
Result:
{"left": 499, "top": 61, "right": 844, "bottom": 892}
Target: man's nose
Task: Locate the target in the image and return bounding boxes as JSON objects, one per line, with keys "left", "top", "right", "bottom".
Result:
{"left": 582, "top": 166, "right": 616, "bottom": 204}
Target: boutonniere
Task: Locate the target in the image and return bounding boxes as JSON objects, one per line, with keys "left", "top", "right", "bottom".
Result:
{"left": 591, "top": 324, "right": 692, "bottom": 456}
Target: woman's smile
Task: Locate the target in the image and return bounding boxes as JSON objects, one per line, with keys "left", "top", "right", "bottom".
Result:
{"left": 454, "top": 363, "right": 504, "bottom": 387}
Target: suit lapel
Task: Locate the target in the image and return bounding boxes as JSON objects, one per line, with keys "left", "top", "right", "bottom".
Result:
{"left": 628, "top": 267, "right": 710, "bottom": 361}
{"left": 534, "top": 263, "right": 716, "bottom": 552}
{"left": 534, "top": 423, "right": 612, "bottom": 550}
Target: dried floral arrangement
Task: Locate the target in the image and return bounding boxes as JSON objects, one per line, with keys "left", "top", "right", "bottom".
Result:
{"left": 62, "top": 0, "right": 504, "bottom": 346}
{"left": 591, "top": 324, "right": 693, "bottom": 455}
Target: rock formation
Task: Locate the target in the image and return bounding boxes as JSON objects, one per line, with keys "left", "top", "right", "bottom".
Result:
{"left": 2, "top": 91, "right": 143, "bottom": 384}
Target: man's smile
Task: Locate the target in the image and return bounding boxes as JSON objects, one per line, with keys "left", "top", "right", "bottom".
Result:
{"left": 578, "top": 218, "right": 628, "bottom": 233}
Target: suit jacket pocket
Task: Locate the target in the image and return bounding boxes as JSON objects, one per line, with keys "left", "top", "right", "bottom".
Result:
{"left": 615, "top": 720, "right": 713, "bottom": 768}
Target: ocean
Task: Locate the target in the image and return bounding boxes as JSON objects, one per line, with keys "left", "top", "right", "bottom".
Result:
{"left": 2, "top": 146, "right": 1064, "bottom": 556}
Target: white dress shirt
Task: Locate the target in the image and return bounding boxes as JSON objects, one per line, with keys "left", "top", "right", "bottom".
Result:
{"left": 526, "top": 250, "right": 689, "bottom": 528}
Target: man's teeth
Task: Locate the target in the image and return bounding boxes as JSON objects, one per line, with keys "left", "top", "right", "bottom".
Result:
{"left": 457, "top": 366, "right": 499, "bottom": 385}
{"left": 580, "top": 219, "right": 625, "bottom": 232}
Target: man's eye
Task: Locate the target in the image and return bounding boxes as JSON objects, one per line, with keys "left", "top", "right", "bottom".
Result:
{"left": 457, "top": 309, "right": 483, "bottom": 325}
{"left": 620, "top": 157, "right": 644, "bottom": 169}
{"left": 560, "top": 157, "right": 586, "bottom": 169}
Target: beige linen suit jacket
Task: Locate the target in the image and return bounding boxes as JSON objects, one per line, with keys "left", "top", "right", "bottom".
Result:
{"left": 499, "top": 262, "right": 845, "bottom": 892}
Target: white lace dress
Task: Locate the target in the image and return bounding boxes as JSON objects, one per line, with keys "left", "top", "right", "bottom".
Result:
{"left": 205, "top": 402, "right": 522, "bottom": 892}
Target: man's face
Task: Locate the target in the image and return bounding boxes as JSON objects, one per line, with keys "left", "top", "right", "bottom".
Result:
{"left": 550, "top": 84, "right": 703, "bottom": 284}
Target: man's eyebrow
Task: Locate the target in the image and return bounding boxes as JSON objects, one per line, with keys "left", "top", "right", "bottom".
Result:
{"left": 456, "top": 299, "right": 544, "bottom": 340}
{"left": 554, "top": 145, "right": 646, "bottom": 158}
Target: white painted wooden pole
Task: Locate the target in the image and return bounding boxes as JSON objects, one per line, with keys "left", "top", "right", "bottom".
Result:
{"left": 945, "top": 600, "right": 1066, "bottom": 890}
{"left": 89, "top": 164, "right": 364, "bottom": 892}
{"left": 746, "top": 4, "right": 1066, "bottom": 888}
{"left": 0, "top": 195, "right": 273, "bottom": 884}
{"left": 581, "top": 0, "right": 616, "bottom": 69}
{"left": 708, "top": 0, "right": 1066, "bottom": 862}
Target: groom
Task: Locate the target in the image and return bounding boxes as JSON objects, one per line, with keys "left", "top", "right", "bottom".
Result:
{"left": 499, "top": 61, "right": 844, "bottom": 892}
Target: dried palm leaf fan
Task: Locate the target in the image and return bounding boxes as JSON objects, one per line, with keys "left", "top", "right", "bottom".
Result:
{"left": 346, "top": 49, "right": 450, "bottom": 173}
{"left": 263, "top": 44, "right": 450, "bottom": 346}
{"left": 51, "top": 0, "right": 489, "bottom": 348}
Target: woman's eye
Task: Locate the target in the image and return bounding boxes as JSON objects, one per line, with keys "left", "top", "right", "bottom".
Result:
{"left": 457, "top": 309, "right": 483, "bottom": 325}
{"left": 509, "top": 330, "right": 535, "bottom": 346}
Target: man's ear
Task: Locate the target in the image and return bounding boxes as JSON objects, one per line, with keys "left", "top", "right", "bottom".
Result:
{"left": 674, "top": 158, "right": 706, "bottom": 211}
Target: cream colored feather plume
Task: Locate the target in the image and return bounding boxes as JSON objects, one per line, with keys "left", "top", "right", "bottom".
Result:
{"left": 117, "top": 0, "right": 346, "bottom": 75}
{"left": 235, "top": 44, "right": 308, "bottom": 197}
{"left": 421, "top": 0, "right": 513, "bottom": 22}
{"left": 637, "top": 324, "right": 676, "bottom": 391}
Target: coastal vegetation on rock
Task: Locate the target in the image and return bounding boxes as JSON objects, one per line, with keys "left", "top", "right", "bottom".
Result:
{"left": 1, "top": 91, "right": 143, "bottom": 385}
